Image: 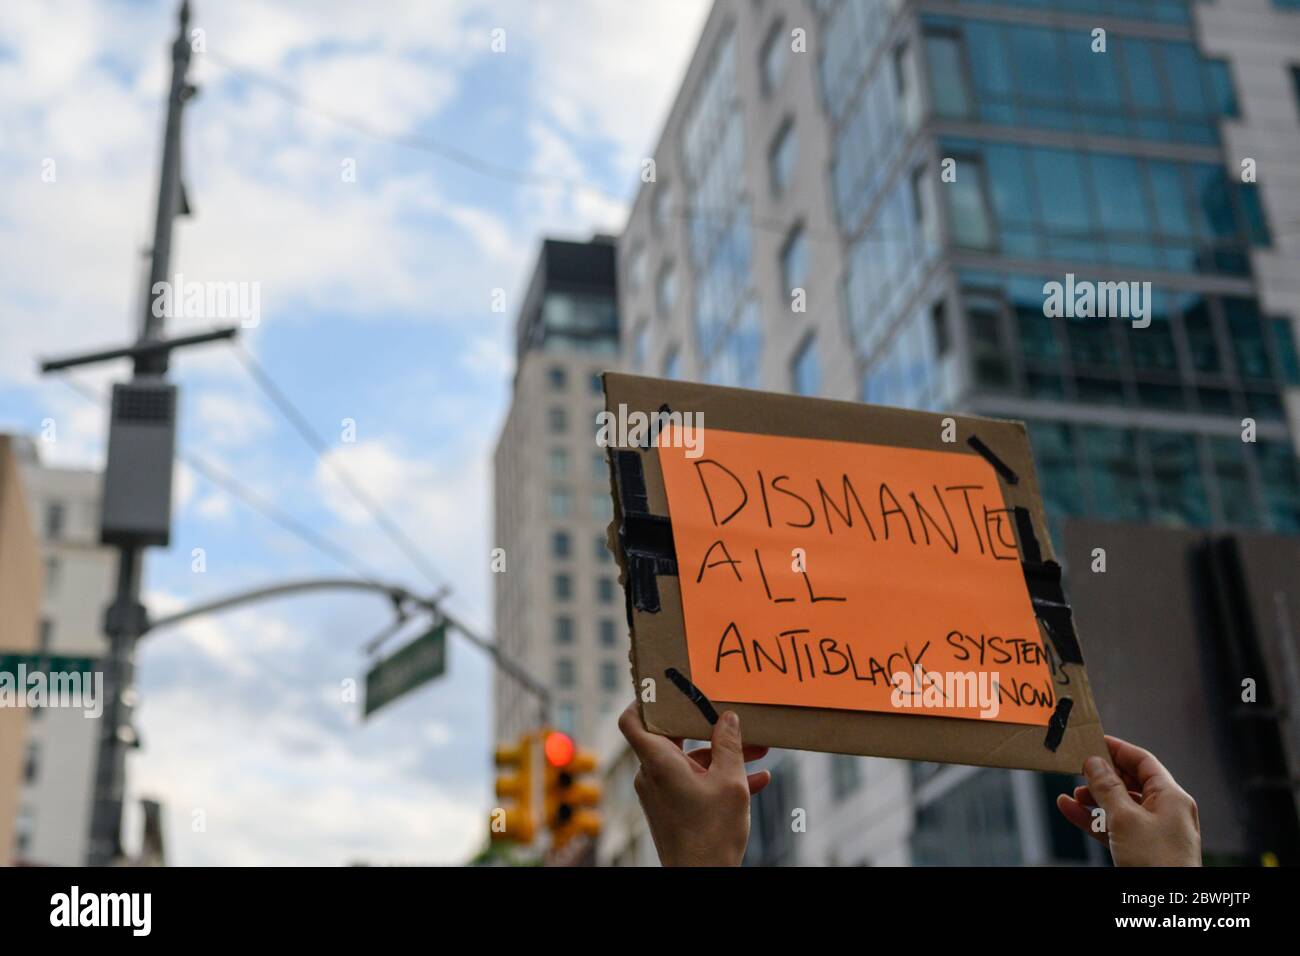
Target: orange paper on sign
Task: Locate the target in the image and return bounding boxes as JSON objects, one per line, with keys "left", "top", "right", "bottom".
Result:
{"left": 657, "top": 427, "right": 1056, "bottom": 727}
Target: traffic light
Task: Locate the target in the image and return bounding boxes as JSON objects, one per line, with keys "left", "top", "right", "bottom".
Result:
{"left": 542, "top": 730, "right": 601, "bottom": 847}
{"left": 491, "top": 732, "right": 536, "bottom": 843}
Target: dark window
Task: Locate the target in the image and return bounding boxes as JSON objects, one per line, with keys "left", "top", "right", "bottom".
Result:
{"left": 548, "top": 407, "right": 567, "bottom": 433}
{"left": 830, "top": 754, "right": 861, "bottom": 801}
{"left": 555, "top": 616, "right": 574, "bottom": 644}
{"left": 769, "top": 119, "right": 798, "bottom": 197}
{"left": 597, "top": 577, "right": 616, "bottom": 604}
{"left": 44, "top": 501, "right": 65, "bottom": 539}
{"left": 553, "top": 574, "right": 572, "bottom": 600}
{"left": 551, "top": 530, "right": 571, "bottom": 558}
{"left": 780, "top": 224, "right": 809, "bottom": 295}
{"left": 930, "top": 301, "right": 950, "bottom": 358}
{"left": 760, "top": 19, "right": 788, "bottom": 95}
{"left": 599, "top": 619, "right": 618, "bottom": 647}
{"left": 548, "top": 366, "right": 566, "bottom": 391}
{"left": 925, "top": 30, "right": 972, "bottom": 117}
{"left": 600, "top": 661, "right": 620, "bottom": 693}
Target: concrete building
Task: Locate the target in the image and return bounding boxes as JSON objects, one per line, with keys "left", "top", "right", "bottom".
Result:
{"left": 493, "top": 237, "right": 626, "bottom": 753}
{"left": 12, "top": 442, "right": 115, "bottom": 865}
{"left": 611, "top": 0, "right": 1300, "bottom": 865}
{"left": 0, "top": 435, "right": 44, "bottom": 864}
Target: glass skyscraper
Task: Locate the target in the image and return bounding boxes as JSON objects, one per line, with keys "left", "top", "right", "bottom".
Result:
{"left": 610, "top": 0, "right": 1300, "bottom": 866}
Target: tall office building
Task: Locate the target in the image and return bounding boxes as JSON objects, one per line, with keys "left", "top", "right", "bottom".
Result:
{"left": 493, "top": 237, "right": 626, "bottom": 754}
{"left": 613, "top": 0, "right": 1300, "bottom": 865}
{"left": 0, "top": 435, "right": 44, "bottom": 863}
{"left": 11, "top": 442, "right": 115, "bottom": 865}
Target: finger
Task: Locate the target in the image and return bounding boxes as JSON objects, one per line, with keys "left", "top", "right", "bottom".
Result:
{"left": 1074, "top": 785, "right": 1140, "bottom": 807}
{"left": 618, "top": 701, "right": 687, "bottom": 769}
{"left": 1083, "top": 754, "right": 1139, "bottom": 817}
{"left": 1056, "top": 794, "right": 1110, "bottom": 848}
{"left": 1105, "top": 735, "right": 1178, "bottom": 797}
{"left": 685, "top": 744, "right": 769, "bottom": 770}
{"left": 707, "top": 711, "right": 746, "bottom": 778}
{"left": 747, "top": 770, "right": 772, "bottom": 796}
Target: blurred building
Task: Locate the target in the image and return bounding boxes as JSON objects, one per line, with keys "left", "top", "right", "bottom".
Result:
{"left": 1064, "top": 519, "right": 1300, "bottom": 864}
{"left": 614, "top": 0, "right": 1300, "bottom": 865}
{"left": 0, "top": 435, "right": 44, "bottom": 863}
{"left": 493, "top": 237, "right": 626, "bottom": 753}
{"left": 11, "top": 442, "right": 115, "bottom": 866}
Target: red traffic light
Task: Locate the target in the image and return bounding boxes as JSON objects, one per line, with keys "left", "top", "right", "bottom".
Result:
{"left": 544, "top": 731, "right": 575, "bottom": 768}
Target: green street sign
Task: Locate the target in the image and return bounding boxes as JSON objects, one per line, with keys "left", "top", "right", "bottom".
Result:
{"left": 364, "top": 622, "right": 448, "bottom": 718}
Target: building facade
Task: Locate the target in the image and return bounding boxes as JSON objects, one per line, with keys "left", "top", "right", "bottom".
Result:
{"left": 11, "top": 444, "right": 115, "bottom": 865}
{"left": 613, "top": 0, "right": 1300, "bottom": 865}
{"left": 0, "top": 435, "right": 44, "bottom": 864}
{"left": 493, "top": 237, "right": 626, "bottom": 755}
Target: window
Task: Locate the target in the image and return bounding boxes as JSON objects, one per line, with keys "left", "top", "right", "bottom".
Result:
{"left": 557, "top": 701, "right": 578, "bottom": 735}
{"left": 592, "top": 452, "right": 607, "bottom": 482}
{"left": 656, "top": 262, "right": 678, "bottom": 315}
{"left": 44, "top": 556, "right": 61, "bottom": 594}
{"left": 594, "top": 534, "right": 609, "bottom": 562}
{"left": 780, "top": 224, "right": 808, "bottom": 296}
{"left": 791, "top": 334, "right": 820, "bottom": 397}
{"left": 633, "top": 322, "right": 649, "bottom": 371}
{"left": 930, "top": 301, "right": 950, "bottom": 358}
{"left": 946, "top": 158, "right": 994, "bottom": 249}
{"left": 551, "top": 530, "right": 571, "bottom": 558}
{"left": 547, "top": 366, "right": 567, "bottom": 391}
{"left": 601, "top": 661, "right": 620, "bottom": 693}
{"left": 626, "top": 243, "right": 646, "bottom": 291}
{"left": 597, "top": 577, "right": 616, "bottom": 604}
{"left": 548, "top": 447, "right": 569, "bottom": 478}
{"left": 760, "top": 19, "right": 788, "bottom": 95}
{"left": 830, "top": 754, "right": 861, "bottom": 801}
{"left": 1205, "top": 60, "right": 1238, "bottom": 118}
{"left": 38, "top": 618, "right": 53, "bottom": 653}
{"left": 556, "top": 658, "right": 575, "bottom": 688}
{"left": 589, "top": 372, "right": 603, "bottom": 395}
{"left": 1292, "top": 67, "right": 1300, "bottom": 120}
{"left": 653, "top": 182, "right": 673, "bottom": 233}
{"left": 23, "top": 740, "right": 40, "bottom": 784}
{"left": 1146, "top": 432, "right": 1210, "bottom": 528}
{"left": 553, "top": 574, "right": 573, "bottom": 600}
{"left": 769, "top": 119, "right": 798, "bottom": 197}
{"left": 555, "top": 616, "right": 574, "bottom": 644}
{"left": 599, "top": 619, "right": 617, "bottom": 647}
{"left": 924, "top": 30, "right": 972, "bottom": 118}
{"left": 44, "top": 501, "right": 66, "bottom": 539}
{"left": 548, "top": 488, "right": 572, "bottom": 518}
{"left": 590, "top": 490, "right": 611, "bottom": 520}
{"left": 548, "top": 407, "right": 567, "bottom": 434}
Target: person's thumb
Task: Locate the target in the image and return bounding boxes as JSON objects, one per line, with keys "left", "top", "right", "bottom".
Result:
{"left": 708, "top": 711, "right": 745, "bottom": 779}
{"left": 1084, "top": 755, "right": 1134, "bottom": 816}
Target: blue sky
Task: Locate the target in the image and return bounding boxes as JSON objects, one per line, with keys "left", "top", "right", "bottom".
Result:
{"left": 0, "top": 0, "right": 706, "bottom": 864}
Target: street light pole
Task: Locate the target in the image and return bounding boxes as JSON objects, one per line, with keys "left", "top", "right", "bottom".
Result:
{"left": 41, "top": 1, "right": 200, "bottom": 866}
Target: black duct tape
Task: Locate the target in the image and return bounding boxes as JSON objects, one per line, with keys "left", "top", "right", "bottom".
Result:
{"left": 614, "top": 449, "right": 678, "bottom": 616}
{"left": 1013, "top": 507, "right": 1085, "bottom": 665}
{"left": 665, "top": 667, "right": 719, "bottom": 725}
{"left": 967, "top": 434, "right": 1020, "bottom": 486}
{"left": 1043, "top": 697, "right": 1073, "bottom": 751}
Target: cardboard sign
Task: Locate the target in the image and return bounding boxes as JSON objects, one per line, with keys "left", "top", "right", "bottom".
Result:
{"left": 659, "top": 427, "right": 1053, "bottom": 726}
{"left": 603, "top": 372, "right": 1107, "bottom": 774}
